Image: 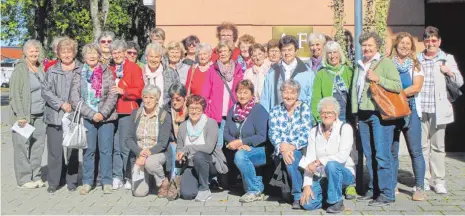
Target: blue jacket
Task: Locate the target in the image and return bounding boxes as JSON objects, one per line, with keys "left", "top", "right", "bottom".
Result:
{"left": 260, "top": 57, "right": 315, "bottom": 113}
{"left": 224, "top": 103, "right": 269, "bottom": 147}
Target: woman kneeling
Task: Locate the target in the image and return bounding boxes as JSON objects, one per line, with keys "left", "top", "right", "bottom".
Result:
{"left": 300, "top": 97, "right": 355, "bottom": 213}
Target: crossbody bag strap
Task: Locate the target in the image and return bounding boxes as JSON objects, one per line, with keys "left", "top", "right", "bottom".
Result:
{"left": 326, "top": 69, "right": 347, "bottom": 104}
{"left": 215, "top": 68, "right": 237, "bottom": 104}
{"left": 186, "top": 65, "right": 196, "bottom": 96}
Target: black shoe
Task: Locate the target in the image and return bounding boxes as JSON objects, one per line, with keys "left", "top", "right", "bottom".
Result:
{"left": 326, "top": 200, "right": 345, "bottom": 214}
{"left": 357, "top": 190, "right": 374, "bottom": 201}
{"left": 47, "top": 186, "right": 57, "bottom": 193}
{"left": 292, "top": 200, "right": 301, "bottom": 209}
{"left": 368, "top": 196, "right": 394, "bottom": 207}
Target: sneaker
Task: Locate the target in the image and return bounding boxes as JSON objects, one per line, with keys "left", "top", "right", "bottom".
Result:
{"left": 18, "top": 181, "right": 38, "bottom": 189}
{"left": 124, "top": 179, "right": 132, "bottom": 190}
{"left": 112, "top": 178, "right": 123, "bottom": 190}
{"left": 195, "top": 189, "right": 212, "bottom": 202}
{"left": 35, "top": 180, "right": 46, "bottom": 188}
{"left": 412, "top": 189, "right": 426, "bottom": 201}
{"left": 167, "top": 176, "right": 181, "bottom": 201}
{"left": 47, "top": 186, "right": 57, "bottom": 193}
{"left": 326, "top": 200, "right": 345, "bottom": 214}
{"left": 395, "top": 187, "right": 399, "bottom": 195}
{"left": 357, "top": 190, "right": 374, "bottom": 201}
{"left": 239, "top": 192, "right": 265, "bottom": 203}
{"left": 79, "top": 184, "right": 92, "bottom": 195}
{"left": 292, "top": 200, "right": 301, "bottom": 209}
{"left": 345, "top": 185, "right": 357, "bottom": 200}
{"left": 433, "top": 184, "right": 447, "bottom": 194}
{"left": 103, "top": 184, "right": 112, "bottom": 194}
{"left": 157, "top": 178, "right": 170, "bottom": 198}
{"left": 424, "top": 184, "right": 431, "bottom": 191}
{"left": 368, "top": 196, "right": 395, "bottom": 207}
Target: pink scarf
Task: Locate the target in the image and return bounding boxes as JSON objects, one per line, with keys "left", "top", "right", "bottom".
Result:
{"left": 233, "top": 99, "right": 255, "bottom": 123}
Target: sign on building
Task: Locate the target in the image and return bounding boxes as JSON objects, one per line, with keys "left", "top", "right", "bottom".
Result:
{"left": 272, "top": 26, "right": 313, "bottom": 58}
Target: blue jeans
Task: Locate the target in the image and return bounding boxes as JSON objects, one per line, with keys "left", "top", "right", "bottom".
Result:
{"left": 302, "top": 161, "right": 354, "bottom": 210}
{"left": 284, "top": 150, "right": 304, "bottom": 201}
{"left": 217, "top": 119, "right": 226, "bottom": 148}
{"left": 113, "top": 115, "right": 132, "bottom": 180}
{"left": 392, "top": 109, "right": 425, "bottom": 189}
{"left": 234, "top": 147, "right": 266, "bottom": 194}
{"left": 83, "top": 120, "right": 115, "bottom": 185}
{"left": 358, "top": 111, "right": 395, "bottom": 201}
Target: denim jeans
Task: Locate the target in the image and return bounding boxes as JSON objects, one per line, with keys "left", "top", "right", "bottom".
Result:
{"left": 284, "top": 149, "right": 304, "bottom": 201}
{"left": 358, "top": 111, "right": 395, "bottom": 201}
{"left": 234, "top": 147, "right": 266, "bottom": 194}
{"left": 302, "top": 161, "right": 354, "bottom": 210}
{"left": 217, "top": 119, "right": 226, "bottom": 148}
{"left": 83, "top": 119, "right": 115, "bottom": 185}
{"left": 392, "top": 108, "right": 425, "bottom": 189}
{"left": 113, "top": 115, "right": 132, "bottom": 180}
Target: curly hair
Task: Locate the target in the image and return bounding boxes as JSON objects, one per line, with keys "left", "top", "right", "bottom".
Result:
{"left": 237, "top": 34, "right": 255, "bottom": 47}
{"left": 216, "top": 22, "right": 239, "bottom": 42}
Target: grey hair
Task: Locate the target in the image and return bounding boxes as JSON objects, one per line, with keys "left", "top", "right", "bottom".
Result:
{"left": 195, "top": 43, "right": 212, "bottom": 56}
{"left": 308, "top": 32, "right": 327, "bottom": 45}
{"left": 98, "top": 31, "right": 116, "bottom": 42}
{"left": 82, "top": 43, "right": 101, "bottom": 57}
{"left": 280, "top": 79, "right": 301, "bottom": 95}
{"left": 144, "top": 42, "right": 164, "bottom": 57}
{"left": 359, "top": 31, "right": 383, "bottom": 49}
{"left": 168, "top": 83, "right": 187, "bottom": 98}
{"left": 142, "top": 85, "right": 162, "bottom": 100}
{"left": 317, "top": 97, "right": 340, "bottom": 115}
{"left": 110, "top": 39, "right": 127, "bottom": 52}
{"left": 23, "top": 39, "right": 43, "bottom": 53}
{"left": 322, "top": 41, "right": 346, "bottom": 65}
{"left": 51, "top": 36, "right": 66, "bottom": 51}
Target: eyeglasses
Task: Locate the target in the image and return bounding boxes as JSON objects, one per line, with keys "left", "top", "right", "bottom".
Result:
{"left": 320, "top": 111, "right": 336, "bottom": 116}
{"left": 171, "top": 96, "right": 184, "bottom": 102}
{"left": 424, "top": 39, "right": 438, "bottom": 44}
{"left": 188, "top": 107, "right": 203, "bottom": 113}
{"left": 220, "top": 34, "right": 233, "bottom": 38}
{"left": 127, "top": 51, "right": 137, "bottom": 56}
{"left": 187, "top": 43, "right": 197, "bottom": 47}
{"left": 100, "top": 40, "right": 112, "bottom": 44}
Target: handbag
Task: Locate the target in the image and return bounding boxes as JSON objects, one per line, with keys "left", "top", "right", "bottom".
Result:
{"left": 369, "top": 58, "right": 411, "bottom": 120}
{"left": 62, "top": 101, "right": 88, "bottom": 149}
{"left": 445, "top": 75, "right": 462, "bottom": 102}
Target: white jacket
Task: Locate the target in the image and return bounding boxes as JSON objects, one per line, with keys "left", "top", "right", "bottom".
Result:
{"left": 418, "top": 51, "right": 463, "bottom": 126}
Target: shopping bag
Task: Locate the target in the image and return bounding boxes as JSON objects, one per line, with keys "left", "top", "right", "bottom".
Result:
{"left": 62, "top": 101, "right": 87, "bottom": 149}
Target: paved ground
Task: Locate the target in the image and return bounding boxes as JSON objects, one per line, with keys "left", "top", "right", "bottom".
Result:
{"left": 2, "top": 92, "right": 465, "bottom": 215}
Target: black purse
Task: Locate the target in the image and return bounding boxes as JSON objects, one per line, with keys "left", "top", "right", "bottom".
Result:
{"left": 445, "top": 75, "right": 463, "bottom": 103}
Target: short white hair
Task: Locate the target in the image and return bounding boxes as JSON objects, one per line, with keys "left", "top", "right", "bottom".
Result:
{"left": 142, "top": 85, "right": 161, "bottom": 101}
{"left": 308, "top": 32, "right": 327, "bottom": 45}
{"left": 317, "top": 97, "right": 340, "bottom": 115}
{"left": 23, "top": 39, "right": 43, "bottom": 53}
{"left": 322, "top": 41, "right": 346, "bottom": 65}
{"left": 195, "top": 43, "right": 212, "bottom": 56}
{"left": 110, "top": 39, "right": 127, "bottom": 52}
{"left": 144, "top": 42, "right": 164, "bottom": 57}
{"left": 280, "top": 79, "right": 301, "bottom": 95}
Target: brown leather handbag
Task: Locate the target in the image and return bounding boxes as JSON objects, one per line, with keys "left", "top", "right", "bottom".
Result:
{"left": 369, "top": 58, "right": 411, "bottom": 120}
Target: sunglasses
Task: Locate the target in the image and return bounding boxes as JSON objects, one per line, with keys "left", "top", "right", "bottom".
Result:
{"left": 424, "top": 39, "right": 438, "bottom": 44}
{"left": 100, "top": 40, "right": 112, "bottom": 44}
{"left": 127, "top": 51, "right": 137, "bottom": 56}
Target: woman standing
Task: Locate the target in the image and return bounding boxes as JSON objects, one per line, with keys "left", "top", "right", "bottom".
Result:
{"left": 236, "top": 34, "right": 255, "bottom": 72}
{"left": 307, "top": 33, "right": 327, "bottom": 72}
{"left": 166, "top": 41, "right": 190, "bottom": 84}
{"left": 9, "top": 39, "right": 47, "bottom": 189}
{"left": 351, "top": 32, "right": 401, "bottom": 206}
{"left": 97, "top": 31, "right": 115, "bottom": 65}
{"left": 42, "top": 37, "right": 81, "bottom": 192}
{"left": 311, "top": 41, "right": 353, "bottom": 123}
{"left": 182, "top": 35, "right": 200, "bottom": 66}
{"left": 244, "top": 43, "right": 271, "bottom": 102}
{"left": 70, "top": 43, "right": 118, "bottom": 195}
{"left": 389, "top": 32, "right": 426, "bottom": 201}
{"left": 185, "top": 43, "right": 213, "bottom": 96}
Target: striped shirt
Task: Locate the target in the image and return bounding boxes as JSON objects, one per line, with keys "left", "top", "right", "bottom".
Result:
{"left": 420, "top": 58, "right": 436, "bottom": 113}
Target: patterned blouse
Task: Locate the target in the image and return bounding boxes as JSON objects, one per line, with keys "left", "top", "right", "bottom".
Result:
{"left": 136, "top": 109, "right": 159, "bottom": 149}
{"left": 269, "top": 101, "right": 313, "bottom": 155}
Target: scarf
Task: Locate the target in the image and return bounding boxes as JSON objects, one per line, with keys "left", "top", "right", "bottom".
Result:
{"left": 252, "top": 59, "right": 271, "bottom": 75}
{"left": 115, "top": 60, "right": 125, "bottom": 79}
{"left": 233, "top": 99, "right": 255, "bottom": 123}
{"left": 187, "top": 114, "right": 208, "bottom": 143}
{"left": 144, "top": 64, "right": 163, "bottom": 86}
{"left": 325, "top": 64, "right": 344, "bottom": 75}
{"left": 393, "top": 56, "right": 414, "bottom": 89}
{"left": 217, "top": 60, "right": 235, "bottom": 82}
{"left": 311, "top": 56, "right": 323, "bottom": 71}
{"left": 81, "top": 64, "right": 104, "bottom": 107}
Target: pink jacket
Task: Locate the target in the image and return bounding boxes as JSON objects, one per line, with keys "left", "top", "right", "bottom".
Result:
{"left": 202, "top": 62, "right": 244, "bottom": 123}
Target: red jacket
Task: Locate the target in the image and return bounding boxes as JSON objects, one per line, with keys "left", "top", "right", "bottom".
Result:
{"left": 44, "top": 59, "right": 58, "bottom": 72}
{"left": 110, "top": 59, "right": 144, "bottom": 114}
{"left": 211, "top": 47, "right": 241, "bottom": 62}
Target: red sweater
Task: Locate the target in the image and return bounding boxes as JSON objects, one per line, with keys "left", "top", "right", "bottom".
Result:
{"left": 110, "top": 59, "right": 144, "bottom": 114}
{"left": 44, "top": 59, "right": 58, "bottom": 72}
{"left": 211, "top": 47, "right": 241, "bottom": 62}
{"left": 185, "top": 65, "right": 211, "bottom": 96}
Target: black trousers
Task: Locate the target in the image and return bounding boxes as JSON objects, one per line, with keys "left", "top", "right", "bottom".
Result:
{"left": 180, "top": 152, "right": 217, "bottom": 200}
{"left": 46, "top": 125, "right": 79, "bottom": 188}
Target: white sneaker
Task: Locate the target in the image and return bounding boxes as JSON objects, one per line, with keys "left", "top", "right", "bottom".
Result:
{"left": 35, "top": 179, "right": 46, "bottom": 188}
{"left": 112, "top": 178, "right": 123, "bottom": 190}
{"left": 124, "top": 179, "right": 132, "bottom": 190}
{"left": 433, "top": 184, "right": 447, "bottom": 194}
{"left": 18, "top": 181, "right": 38, "bottom": 189}
{"left": 413, "top": 185, "right": 430, "bottom": 192}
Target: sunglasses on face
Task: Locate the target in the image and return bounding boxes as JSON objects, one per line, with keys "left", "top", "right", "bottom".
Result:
{"left": 100, "top": 40, "right": 112, "bottom": 44}
{"left": 424, "top": 39, "right": 438, "bottom": 44}
{"left": 127, "top": 51, "right": 137, "bottom": 56}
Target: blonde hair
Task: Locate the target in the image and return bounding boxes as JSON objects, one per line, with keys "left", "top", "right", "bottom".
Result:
{"left": 150, "top": 28, "right": 166, "bottom": 40}
{"left": 216, "top": 41, "right": 233, "bottom": 53}
{"left": 322, "top": 41, "right": 346, "bottom": 66}
{"left": 389, "top": 32, "right": 421, "bottom": 72}
{"left": 237, "top": 34, "right": 256, "bottom": 47}
{"left": 82, "top": 43, "right": 101, "bottom": 57}
{"left": 57, "top": 37, "right": 78, "bottom": 56}
{"left": 165, "top": 41, "right": 186, "bottom": 57}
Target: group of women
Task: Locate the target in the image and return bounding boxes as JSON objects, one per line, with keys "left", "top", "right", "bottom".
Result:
{"left": 9, "top": 22, "right": 463, "bottom": 213}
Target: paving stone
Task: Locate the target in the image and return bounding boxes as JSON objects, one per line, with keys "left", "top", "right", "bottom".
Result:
{"left": 420, "top": 205, "right": 462, "bottom": 211}
{"left": 227, "top": 206, "right": 264, "bottom": 212}
{"left": 204, "top": 200, "right": 242, "bottom": 206}
{"left": 401, "top": 211, "right": 443, "bottom": 215}
{"left": 149, "top": 206, "right": 187, "bottom": 212}
{"left": 242, "top": 200, "right": 280, "bottom": 206}
{"left": 163, "top": 211, "right": 201, "bottom": 215}
{"left": 166, "top": 199, "right": 205, "bottom": 207}
{"left": 361, "top": 210, "right": 399, "bottom": 215}
{"left": 430, "top": 200, "right": 465, "bottom": 206}
{"left": 282, "top": 211, "right": 318, "bottom": 215}
{"left": 439, "top": 211, "right": 465, "bottom": 215}
{"left": 202, "top": 211, "right": 241, "bottom": 215}
{"left": 245, "top": 211, "right": 281, "bottom": 215}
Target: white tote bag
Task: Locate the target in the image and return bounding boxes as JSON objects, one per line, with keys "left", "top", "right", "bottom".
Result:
{"left": 62, "top": 101, "right": 88, "bottom": 149}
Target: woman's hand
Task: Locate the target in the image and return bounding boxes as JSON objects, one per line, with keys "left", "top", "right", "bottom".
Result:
{"left": 226, "top": 139, "right": 243, "bottom": 150}
{"left": 283, "top": 150, "right": 295, "bottom": 165}
{"left": 237, "top": 145, "right": 251, "bottom": 152}
{"left": 300, "top": 186, "right": 315, "bottom": 206}
{"left": 176, "top": 152, "right": 185, "bottom": 162}
{"left": 306, "top": 161, "right": 318, "bottom": 174}
{"left": 366, "top": 69, "right": 380, "bottom": 82}
{"left": 61, "top": 102, "right": 72, "bottom": 113}
{"left": 17, "top": 119, "right": 27, "bottom": 128}
{"left": 111, "top": 86, "right": 124, "bottom": 95}
{"left": 440, "top": 65, "right": 455, "bottom": 78}
{"left": 279, "top": 143, "right": 295, "bottom": 153}
{"left": 92, "top": 113, "right": 104, "bottom": 122}
{"left": 140, "top": 149, "right": 151, "bottom": 157}
{"left": 136, "top": 156, "right": 146, "bottom": 166}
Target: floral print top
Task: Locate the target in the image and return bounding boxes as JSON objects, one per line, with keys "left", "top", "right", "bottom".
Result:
{"left": 269, "top": 101, "right": 313, "bottom": 155}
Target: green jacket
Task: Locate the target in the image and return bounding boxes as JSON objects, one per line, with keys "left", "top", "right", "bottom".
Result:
{"left": 350, "top": 58, "right": 401, "bottom": 114}
{"left": 9, "top": 58, "right": 45, "bottom": 124}
{"left": 311, "top": 65, "right": 353, "bottom": 122}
